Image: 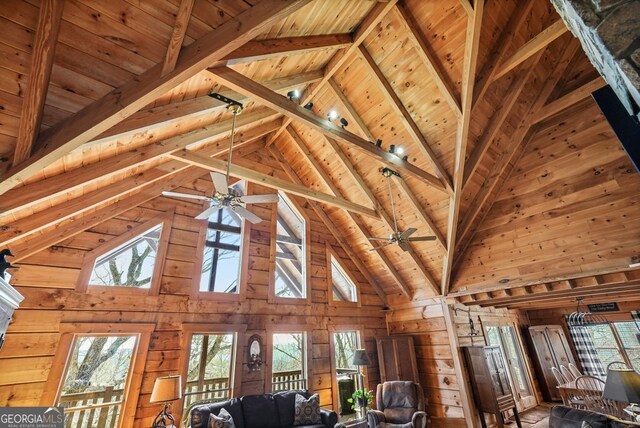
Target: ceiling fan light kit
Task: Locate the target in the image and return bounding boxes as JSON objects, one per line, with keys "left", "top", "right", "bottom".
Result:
{"left": 161, "top": 94, "right": 278, "bottom": 224}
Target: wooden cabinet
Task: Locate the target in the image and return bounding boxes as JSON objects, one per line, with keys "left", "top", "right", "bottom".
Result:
{"left": 527, "top": 325, "right": 576, "bottom": 402}
{"left": 376, "top": 336, "right": 419, "bottom": 383}
{"left": 463, "top": 346, "right": 521, "bottom": 428}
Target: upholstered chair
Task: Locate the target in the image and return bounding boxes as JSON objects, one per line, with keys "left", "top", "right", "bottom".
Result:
{"left": 366, "top": 381, "right": 427, "bottom": 428}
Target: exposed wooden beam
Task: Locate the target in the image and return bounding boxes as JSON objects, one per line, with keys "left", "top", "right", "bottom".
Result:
{"left": 9, "top": 167, "right": 207, "bottom": 263}
{"left": 88, "top": 71, "right": 321, "bottom": 148}
{"left": 458, "top": 0, "right": 473, "bottom": 16}
{"left": 266, "top": 0, "right": 398, "bottom": 145}
{"left": 454, "top": 40, "right": 580, "bottom": 258}
{"left": 13, "top": 0, "right": 64, "bottom": 165}
{"left": 533, "top": 76, "right": 607, "bottom": 124}
{"left": 267, "top": 146, "right": 388, "bottom": 302}
{"left": 395, "top": 4, "right": 461, "bottom": 117}
{"left": 218, "top": 33, "right": 353, "bottom": 66}
{"left": 283, "top": 126, "right": 416, "bottom": 298}
{"left": 326, "top": 78, "right": 447, "bottom": 253}
{"left": 0, "top": 0, "right": 310, "bottom": 195}
{"left": 492, "top": 20, "right": 568, "bottom": 81}
{"left": 472, "top": 0, "right": 535, "bottom": 109}
{"left": 463, "top": 50, "right": 544, "bottom": 186}
{"left": 357, "top": 45, "right": 453, "bottom": 194}
{"left": 169, "top": 149, "right": 380, "bottom": 219}
{"left": 0, "top": 111, "right": 280, "bottom": 217}
{"left": 210, "top": 66, "right": 446, "bottom": 191}
{"left": 441, "top": 0, "right": 485, "bottom": 295}
{"left": 161, "top": 0, "right": 195, "bottom": 76}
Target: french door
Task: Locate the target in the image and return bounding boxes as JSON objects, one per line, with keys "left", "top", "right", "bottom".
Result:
{"left": 486, "top": 324, "right": 537, "bottom": 410}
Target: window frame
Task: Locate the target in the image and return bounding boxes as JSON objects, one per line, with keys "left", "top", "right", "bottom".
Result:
{"left": 326, "top": 244, "right": 361, "bottom": 307}
{"left": 328, "top": 324, "right": 366, "bottom": 414}
{"left": 191, "top": 199, "right": 249, "bottom": 301}
{"left": 268, "top": 192, "right": 310, "bottom": 305}
{"left": 76, "top": 211, "right": 173, "bottom": 295}
{"left": 265, "top": 324, "right": 313, "bottom": 393}
{"left": 585, "top": 321, "right": 638, "bottom": 370}
{"left": 178, "top": 323, "right": 246, "bottom": 422}
{"left": 41, "top": 323, "right": 154, "bottom": 428}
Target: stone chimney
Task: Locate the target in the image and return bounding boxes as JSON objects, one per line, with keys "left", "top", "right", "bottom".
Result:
{"left": 551, "top": 0, "right": 640, "bottom": 119}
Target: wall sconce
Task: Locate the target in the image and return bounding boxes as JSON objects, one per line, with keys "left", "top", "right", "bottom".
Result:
{"left": 247, "top": 334, "right": 263, "bottom": 371}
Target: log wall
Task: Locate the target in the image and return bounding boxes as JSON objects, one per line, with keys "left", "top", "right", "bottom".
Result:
{"left": 0, "top": 150, "right": 387, "bottom": 428}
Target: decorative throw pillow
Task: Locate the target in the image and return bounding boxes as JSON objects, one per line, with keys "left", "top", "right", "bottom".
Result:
{"left": 293, "top": 393, "right": 321, "bottom": 425}
{"left": 209, "top": 408, "right": 236, "bottom": 428}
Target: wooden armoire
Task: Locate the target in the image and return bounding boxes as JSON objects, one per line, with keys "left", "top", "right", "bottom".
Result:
{"left": 527, "top": 325, "right": 577, "bottom": 401}
{"left": 463, "top": 346, "right": 522, "bottom": 428}
{"left": 376, "top": 336, "right": 419, "bottom": 383}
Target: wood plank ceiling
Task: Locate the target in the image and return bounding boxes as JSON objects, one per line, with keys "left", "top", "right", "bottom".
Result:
{"left": 0, "top": 0, "right": 638, "bottom": 307}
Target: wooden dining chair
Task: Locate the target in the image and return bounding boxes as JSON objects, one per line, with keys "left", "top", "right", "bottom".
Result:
{"left": 568, "top": 363, "right": 582, "bottom": 379}
{"left": 607, "top": 361, "right": 629, "bottom": 370}
{"left": 560, "top": 365, "right": 576, "bottom": 382}
{"left": 575, "top": 375, "right": 625, "bottom": 418}
{"left": 552, "top": 367, "right": 571, "bottom": 406}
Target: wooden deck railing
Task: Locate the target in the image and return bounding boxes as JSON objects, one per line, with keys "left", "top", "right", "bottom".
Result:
{"left": 271, "top": 370, "right": 306, "bottom": 391}
{"left": 183, "top": 377, "right": 231, "bottom": 408}
{"left": 60, "top": 386, "right": 123, "bottom": 428}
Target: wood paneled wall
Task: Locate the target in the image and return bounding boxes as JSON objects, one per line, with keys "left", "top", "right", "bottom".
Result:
{"left": 0, "top": 149, "right": 387, "bottom": 428}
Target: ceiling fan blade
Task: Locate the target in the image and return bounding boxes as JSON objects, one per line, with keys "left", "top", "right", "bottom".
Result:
{"left": 398, "top": 241, "right": 411, "bottom": 251}
{"left": 210, "top": 172, "right": 229, "bottom": 194}
{"left": 195, "top": 204, "right": 223, "bottom": 220}
{"left": 232, "top": 206, "right": 262, "bottom": 224}
{"left": 241, "top": 194, "right": 279, "bottom": 204}
{"left": 370, "top": 241, "right": 392, "bottom": 251}
{"left": 367, "top": 237, "right": 390, "bottom": 241}
{"left": 162, "top": 191, "right": 210, "bottom": 201}
{"left": 399, "top": 228, "right": 417, "bottom": 239}
{"left": 406, "top": 236, "right": 437, "bottom": 242}
{"left": 225, "top": 208, "right": 243, "bottom": 226}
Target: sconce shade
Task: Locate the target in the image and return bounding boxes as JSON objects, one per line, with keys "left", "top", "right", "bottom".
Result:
{"left": 150, "top": 375, "right": 182, "bottom": 403}
{"left": 352, "top": 349, "right": 370, "bottom": 366}
{"left": 602, "top": 369, "right": 640, "bottom": 403}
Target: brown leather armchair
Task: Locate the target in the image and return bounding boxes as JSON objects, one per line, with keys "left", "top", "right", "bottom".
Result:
{"left": 366, "top": 381, "right": 427, "bottom": 428}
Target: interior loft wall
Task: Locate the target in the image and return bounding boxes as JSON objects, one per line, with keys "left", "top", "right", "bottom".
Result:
{"left": 0, "top": 148, "right": 387, "bottom": 428}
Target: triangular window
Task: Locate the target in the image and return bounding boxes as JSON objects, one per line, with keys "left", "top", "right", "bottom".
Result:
{"left": 78, "top": 212, "right": 172, "bottom": 294}
{"left": 330, "top": 255, "right": 358, "bottom": 303}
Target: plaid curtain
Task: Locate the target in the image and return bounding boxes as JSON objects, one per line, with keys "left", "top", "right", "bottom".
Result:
{"left": 565, "top": 316, "right": 606, "bottom": 377}
{"left": 632, "top": 310, "right": 640, "bottom": 329}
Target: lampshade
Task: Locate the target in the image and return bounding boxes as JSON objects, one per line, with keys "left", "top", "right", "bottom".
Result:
{"left": 150, "top": 375, "right": 182, "bottom": 403}
{"left": 603, "top": 369, "right": 640, "bottom": 403}
{"left": 352, "top": 349, "right": 370, "bottom": 366}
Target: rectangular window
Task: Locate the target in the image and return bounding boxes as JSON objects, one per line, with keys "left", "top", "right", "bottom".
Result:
{"left": 585, "top": 324, "right": 626, "bottom": 369}
{"left": 332, "top": 330, "right": 360, "bottom": 416}
{"left": 271, "top": 333, "right": 307, "bottom": 391}
{"left": 200, "top": 209, "right": 242, "bottom": 293}
{"left": 330, "top": 256, "right": 357, "bottom": 303}
{"left": 184, "top": 333, "right": 236, "bottom": 410}
{"left": 274, "top": 194, "right": 306, "bottom": 299}
{"left": 613, "top": 322, "right": 640, "bottom": 371}
{"left": 58, "top": 335, "right": 138, "bottom": 428}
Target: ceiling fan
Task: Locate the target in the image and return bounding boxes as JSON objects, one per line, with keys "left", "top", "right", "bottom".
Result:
{"left": 368, "top": 168, "right": 436, "bottom": 251}
{"left": 162, "top": 94, "right": 279, "bottom": 224}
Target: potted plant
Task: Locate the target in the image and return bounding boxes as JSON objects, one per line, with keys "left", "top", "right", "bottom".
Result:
{"left": 347, "top": 389, "right": 374, "bottom": 410}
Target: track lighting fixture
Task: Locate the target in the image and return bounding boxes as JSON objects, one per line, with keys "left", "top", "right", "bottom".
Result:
{"left": 375, "top": 139, "right": 382, "bottom": 147}
{"left": 396, "top": 147, "right": 404, "bottom": 155}
{"left": 287, "top": 90, "right": 300, "bottom": 101}
{"left": 339, "top": 118, "right": 348, "bottom": 129}
{"left": 389, "top": 144, "right": 396, "bottom": 154}
{"left": 402, "top": 155, "right": 408, "bottom": 162}
{"left": 327, "top": 110, "right": 339, "bottom": 121}
{"left": 303, "top": 102, "right": 313, "bottom": 110}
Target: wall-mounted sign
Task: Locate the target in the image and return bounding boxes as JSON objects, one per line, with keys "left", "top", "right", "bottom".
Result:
{"left": 587, "top": 302, "right": 620, "bottom": 313}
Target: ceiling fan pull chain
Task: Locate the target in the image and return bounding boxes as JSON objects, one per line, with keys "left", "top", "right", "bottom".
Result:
{"left": 387, "top": 175, "right": 399, "bottom": 235}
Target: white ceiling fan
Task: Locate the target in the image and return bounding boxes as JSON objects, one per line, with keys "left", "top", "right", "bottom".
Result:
{"left": 162, "top": 94, "right": 279, "bottom": 224}
{"left": 368, "top": 168, "right": 436, "bottom": 251}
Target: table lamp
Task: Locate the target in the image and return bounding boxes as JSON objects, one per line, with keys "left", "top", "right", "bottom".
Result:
{"left": 352, "top": 349, "right": 371, "bottom": 412}
{"left": 603, "top": 368, "right": 640, "bottom": 404}
{"left": 150, "top": 375, "right": 182, "bottom": 428}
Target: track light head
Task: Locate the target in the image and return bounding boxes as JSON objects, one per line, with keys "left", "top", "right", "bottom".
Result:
{"left": 287, "top": 90, "right": 300, "bottom": 101}
{"left": 303, "top": 102, "right": 314, "bottom": 110}
{"left": 402, "top": 155, "right": 408, "bottom": 162}
{"left": 327, "top": 110, "right": 339, "bottom": 121}
{"left": 396, "top": 147, "right": 404, "bottom": 155}
{"left": 389, "top": 144, "right": 396, "bottom": 154}
{"left": 340, "top": 118, "right": 348, "bottom": 128}
{"left": 375, "top": 139, "right": 382, "bottom": 147}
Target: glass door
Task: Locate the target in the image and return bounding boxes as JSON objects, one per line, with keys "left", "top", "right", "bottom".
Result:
{"left": 486, "top": 324, "right": 537, "bottom": 410}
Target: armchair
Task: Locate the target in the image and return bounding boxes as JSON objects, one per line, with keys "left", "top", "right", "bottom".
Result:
{"left": 367, "top": 381, "right": 427, "bottom": 428}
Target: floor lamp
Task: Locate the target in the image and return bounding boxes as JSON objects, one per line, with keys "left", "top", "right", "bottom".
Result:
{"left": 352, "top": 349, "right": 371, "bottom": 416}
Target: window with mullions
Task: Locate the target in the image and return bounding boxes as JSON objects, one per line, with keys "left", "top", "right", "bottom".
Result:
{"left": 199, "top": 208, "right": 243, "bottom": 293}
{"left": 585, "top": 322, "right": 640, "bottom": 371}
{"left": 274, "top": 193, "right": 306, "bottom": 299}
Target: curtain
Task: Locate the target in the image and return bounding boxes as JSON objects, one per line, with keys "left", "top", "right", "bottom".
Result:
{"left": 565, "top": 316, "right": 606, "bottom": 377}
{"left": 632, "top": 310, "right": 640, "bottom": 330}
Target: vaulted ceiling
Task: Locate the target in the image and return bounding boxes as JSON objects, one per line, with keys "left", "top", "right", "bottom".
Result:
{"left": 0, "top": 0, "right": 638, "bottom": 308}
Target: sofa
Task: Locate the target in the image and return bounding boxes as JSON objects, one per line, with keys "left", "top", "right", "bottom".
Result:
{"left": 188, "top": 390, "right": 338, "bottom": 428}
{"left": 549, "top": 405, "right": 640, "bottom": 428}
